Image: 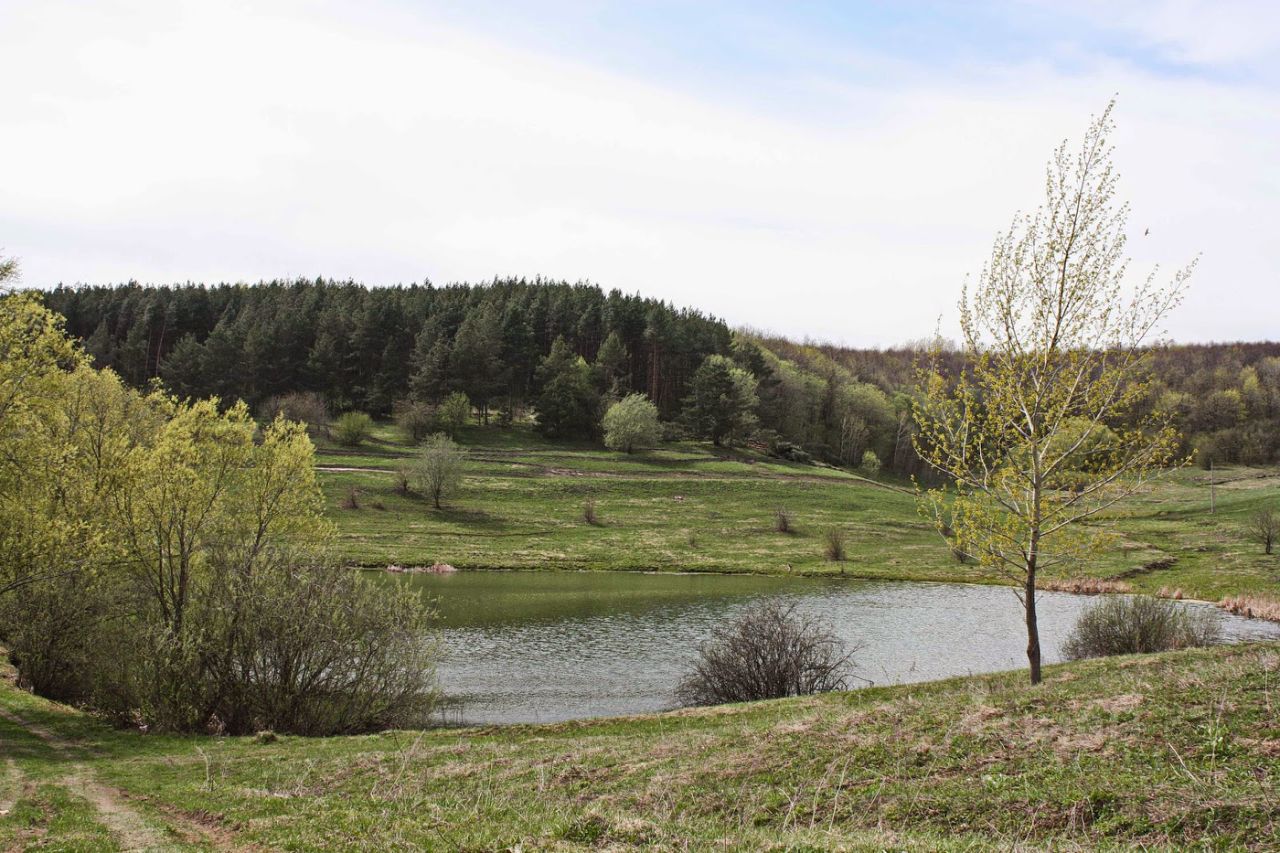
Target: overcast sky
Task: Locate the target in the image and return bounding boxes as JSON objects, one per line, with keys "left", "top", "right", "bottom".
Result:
{"left": 2, "top": 0, "right": 1277, "bottom": 345}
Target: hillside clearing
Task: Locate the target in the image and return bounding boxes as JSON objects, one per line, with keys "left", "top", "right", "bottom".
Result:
{"left": 319, "top": 424, "right": 1280, "bottom": 605}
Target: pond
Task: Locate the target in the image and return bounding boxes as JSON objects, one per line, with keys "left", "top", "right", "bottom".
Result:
{"left": 389, "top": 571, "right": 1280, "bottom": 725}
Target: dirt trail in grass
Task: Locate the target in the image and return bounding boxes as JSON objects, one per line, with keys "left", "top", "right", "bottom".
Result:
{"left": 317, "top": 462, "right": 913, "bottom": 494}
{"left": 0, "top": 706, "right": 237, "bottom": 851}
{"left": 0, "top": 758, "right": 18, "bottom": 817}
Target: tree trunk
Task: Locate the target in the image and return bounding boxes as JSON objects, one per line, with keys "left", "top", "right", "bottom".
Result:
{"left": 1024, "top": 561, "right": 1042, "bottom": 685}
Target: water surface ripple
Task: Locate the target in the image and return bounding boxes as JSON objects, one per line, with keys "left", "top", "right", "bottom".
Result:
{"left": 389, "top": 571, "right": 1280, "bottom": 725}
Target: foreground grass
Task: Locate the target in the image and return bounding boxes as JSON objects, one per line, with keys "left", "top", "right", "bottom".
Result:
{"left": 319, "top": 423, "right": 1280, "bottom": 603}
{"left": 3, "top": 644, "right": 1280, "bottom": 850}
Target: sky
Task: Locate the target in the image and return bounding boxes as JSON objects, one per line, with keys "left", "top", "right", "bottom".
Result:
{"left": 1, "top": 0, "right": 1277, "bottom": 346}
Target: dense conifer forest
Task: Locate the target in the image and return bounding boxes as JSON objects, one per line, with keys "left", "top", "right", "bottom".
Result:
{"left": 41, "top": 279, "right": 1280, "bottom": 471}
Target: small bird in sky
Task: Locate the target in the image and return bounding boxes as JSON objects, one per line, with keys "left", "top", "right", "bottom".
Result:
{"left": 1144, "top": 227, "right": 1150, "bottom": 236}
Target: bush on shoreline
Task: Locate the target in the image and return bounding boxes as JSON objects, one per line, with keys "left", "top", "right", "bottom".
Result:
{"left": 677, "top": 600, "right": 853, "bottom": 706}
{"left": 1061, "top": 595, "right": 1220, "bottom": 661}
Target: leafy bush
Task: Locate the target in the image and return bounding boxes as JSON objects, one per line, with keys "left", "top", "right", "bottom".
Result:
{"left": 436, "top": 392, "right": 471, "bottom": 437}
{"left": 1061, "top": 596, "right": 1221, "bottom": 661}
{"left": 860, "top": 450, "right": 881, "bottom": 475}
{"left": 583, "top": 497, "right": 600, "bottom": 525}
{"left": 410, "top": 433, "right": 466, "bottom": 508}
{"left": 676, "top": 600, "right": 854, "bottom": 705}
{"left": 0, "top": 332, "right": 440, "bottom": 735}
{"left": 94, "top": 550, "right": 437, "bottom": 735}
{"left": 602, "top": 393, "right": 661, "bottom": 453}
{"left": 334, "top": 411, "right": 374, "bottom": 446}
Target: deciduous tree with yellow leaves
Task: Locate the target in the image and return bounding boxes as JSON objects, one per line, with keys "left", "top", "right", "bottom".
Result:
{"left": 912, "top": 102, "right": 1194, "bottom": 685}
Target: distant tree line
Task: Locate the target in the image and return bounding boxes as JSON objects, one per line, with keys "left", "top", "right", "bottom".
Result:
{"left": 42, "top": 278, "right": 729, "bottom": 422}
{"left": 758, "top": 335, "right": 1280, "bottom": 470}
{"left": 41, "top": 279, "right": 1280, "bottom": 471}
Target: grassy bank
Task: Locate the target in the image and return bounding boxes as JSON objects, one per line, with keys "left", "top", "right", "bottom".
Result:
{"left": 2, "top": 643, "right": 1278, "bottom": 850}
{"left": 318, "top": 423, "right": 1280, "bottom": 603}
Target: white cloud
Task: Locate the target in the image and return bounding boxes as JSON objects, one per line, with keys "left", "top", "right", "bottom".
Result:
{"left": 1, "top": 0, "right": 1276, "bottom": 345}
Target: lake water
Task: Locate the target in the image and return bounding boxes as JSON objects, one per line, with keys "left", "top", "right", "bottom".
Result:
{"left": 390, "top": 571, "right": 1280, "bottom": 725}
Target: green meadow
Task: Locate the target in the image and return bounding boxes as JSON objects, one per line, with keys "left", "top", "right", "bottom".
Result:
{"left": 318, "top": 422, "right": 1280, "bottom": 603}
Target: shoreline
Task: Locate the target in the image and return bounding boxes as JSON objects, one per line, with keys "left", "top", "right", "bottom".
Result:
{"left": 355, "top": 563, "right": 1280, "bottom": 626}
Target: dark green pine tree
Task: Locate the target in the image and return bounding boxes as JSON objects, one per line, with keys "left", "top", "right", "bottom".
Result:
{"left": 159, "top": 333, "right": 208, "bottom": 400}
{"left": 201, "top": 317, "right": 248, "bottom": 405}
{"left": 534, "top": 336, "right": 600, "bottom": 438}
{"left": 307, "top": 306, "right": 358, "bottom": 412}
{"left": 682, "top": 354, "right": 758, "bottom": 446}
{"left": 409, "top": 331, "right": 452, "bottom": 404}
{"left": 83, "top": 319, "right": 116, "bottom": 369}
{"left": 450, "top": 305, "right": 503, "bottom": 424}
{"left": 116, "top": 309, "right": 153, "bottom": 387}
{"left": 593, "top": 330, "right": 629, "bottom": 397}
{"left": 498, "top": 301, "right": 537, "bottom": 417}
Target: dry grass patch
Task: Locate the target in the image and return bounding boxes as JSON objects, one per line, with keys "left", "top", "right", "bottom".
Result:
{"left": 1219, "top": 595, "right": 1280, "bottom": 622}
{"left": 1040, "top": 577, "right": 1133, "bottom": 594}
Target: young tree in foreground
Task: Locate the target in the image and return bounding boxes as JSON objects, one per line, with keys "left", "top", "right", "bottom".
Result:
{"left": 411, "top": 433, "right": 466, "bottom": 509}
{"left": 602, "top": 393, "right": 660, "bottom": 453}
{"left": 913, "top": 101, "right": 1194, "bottom": 685}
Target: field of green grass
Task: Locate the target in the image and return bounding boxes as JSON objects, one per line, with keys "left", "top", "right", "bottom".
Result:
{"left": 4, "top": 643, "right": 1279, "bottom": 850}
{"left": 318, "top": 422, "right": 1280, "bottom": 603}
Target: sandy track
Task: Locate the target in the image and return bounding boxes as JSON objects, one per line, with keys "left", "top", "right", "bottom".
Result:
{"left": 0, "top": 706, "right": 241, "bottom": 851}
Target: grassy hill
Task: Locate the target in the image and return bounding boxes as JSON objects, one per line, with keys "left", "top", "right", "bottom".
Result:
{"left": 3, "top": 643, "right": 1279, "bottom": 850}
{"left": 318, "top": 422, "right": 1280, "bottom": 604}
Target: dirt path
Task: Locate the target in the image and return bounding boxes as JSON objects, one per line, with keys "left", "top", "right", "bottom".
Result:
{"left": 0, "top": 758, "right": 18, "bottom": 817}
{"left": 316, "top": 463, "right": 914, "bottom": 493}
{"left": 0, "top": 706, "right": 237, "bottom": 851}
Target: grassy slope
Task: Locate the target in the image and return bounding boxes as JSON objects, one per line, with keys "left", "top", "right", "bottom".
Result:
{"left": 321, "top": 423, "right": 1280, "bottom": 602}
{"left": 3, "top": 644, "right": 1279, "bottom": 850}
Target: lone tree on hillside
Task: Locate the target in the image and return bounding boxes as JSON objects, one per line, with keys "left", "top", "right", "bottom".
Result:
{"left": 411, "top": 433, "right": 466, "bottom": 509}
{"left": 1247, "top": 506, "right": 1278, "bottom": 555}
{"left": 912, "top": 101, "right": 1194, "bottom": 685}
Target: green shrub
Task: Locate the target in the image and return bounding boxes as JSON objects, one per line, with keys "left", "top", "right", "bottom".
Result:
{"left": 1061, "top": 596, "right": 1221, "bottom": 661}
{"left": 436, "top": 392, "right": 471, "bottom": 438}
{"left": 334, "top": 411, "right": 374, "bottom": 446}
{"left": 602, "top": 393, "right": 661, "bottom": 453}
{"left": 860, "top": 450, "right": 881, "bottom": 475}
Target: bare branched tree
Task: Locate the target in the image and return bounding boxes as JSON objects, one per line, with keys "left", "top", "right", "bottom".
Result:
{"left": 676, "top": 600, "right": 855, "bottom": 706}
{"left": 1247, "top": 506, "right": 1278, "bottom": 555}
{"left": 913, "top": 101, "right": 1194, "bottom": 684}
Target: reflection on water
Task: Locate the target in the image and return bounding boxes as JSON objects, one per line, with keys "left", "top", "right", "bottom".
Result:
{"left": 379, "top": 571, "right": 1280, "bottom": 725}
